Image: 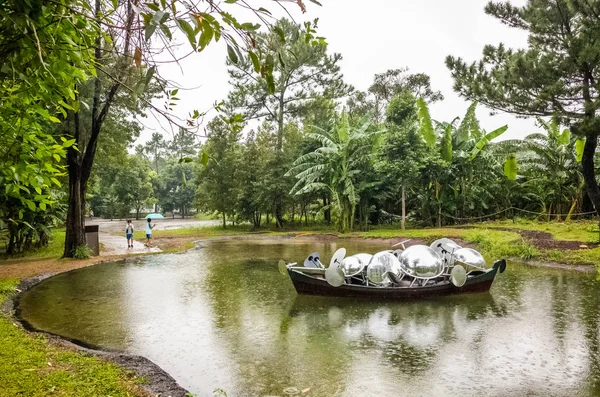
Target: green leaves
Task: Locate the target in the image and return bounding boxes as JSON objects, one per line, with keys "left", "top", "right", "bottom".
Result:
{"left": 440, "top": 124, "right": 453, "bottom": 162}
{"left": 177, "top": 18, "right": 197, "bottom": 50}
{"left": 227, "top": 44, "right": 239, "bottom": 64}
{"left": 469, "top": 125, "right": 508, "bottom": 160}
{"left": 576, "top": 138, "right": 585, "bottom": 162}
{"left": 248, "top": 51, "right": 260, "bottom": 73}
{"left": 416, "top": 98, "right": 436, "bottom": 148}
{"left": 457, "top": 101, "right": 480, "bottom": 143}
{"left": 504, "top": 153, "right": 517, "bottom": 180}
{"left": 198, "top": 22, "right": 214, "bottom": 51}
{"left": 558, "top": 128, "right": 570, "bottom": 146}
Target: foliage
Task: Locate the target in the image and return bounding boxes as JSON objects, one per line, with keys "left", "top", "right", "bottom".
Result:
{"left": 72, "top": 245, "right": 91, "bottom": 260}
{"left": 0, "top": 0, "right": 89, "bottom": 241}
{"left": 446, "top": 0, "right": 600, "bottom": 217}
{"left": 196, "top": 118, "right": 242, "bottom": 227}
{"left": 225, "top": 18, "right": 351, "bottom": 150}
{"left": 348, "top": 68, "right": 443, "bottom": 122}
{"left": 113, "top": 155, "right": 155, "bottom": 219}
{"left": 288, "top": 112, "right": 384, "bottom": 232}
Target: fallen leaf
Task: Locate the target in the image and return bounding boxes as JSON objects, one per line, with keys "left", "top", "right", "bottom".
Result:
{"left": 302, "top": 388, "right": 310, "bottom": 393}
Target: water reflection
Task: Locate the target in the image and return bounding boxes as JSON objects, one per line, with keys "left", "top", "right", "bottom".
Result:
{"left": 17, "top": 239, "right": 600, "bottom": 396}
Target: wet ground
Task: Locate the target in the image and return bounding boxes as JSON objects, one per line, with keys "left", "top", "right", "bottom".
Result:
{"left": 17, "top": 239, "right": 600, "bottom": 397}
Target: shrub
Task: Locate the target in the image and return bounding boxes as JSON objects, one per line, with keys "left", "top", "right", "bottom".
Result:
{"left": 72, "top": 245, "right": 91, "bottom": 260}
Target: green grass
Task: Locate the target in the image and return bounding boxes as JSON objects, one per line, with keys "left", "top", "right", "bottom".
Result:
{"left": 0, "top": 280, "right": 146, "bottom": 397}
{"left": 0, "top": 229, "right": 65, "bottom": 260}
{"left": 473, "top": 219, "right": 600, "bottom": 243}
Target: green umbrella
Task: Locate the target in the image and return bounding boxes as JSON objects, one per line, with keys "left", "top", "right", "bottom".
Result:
{"left": 145, "top": 213, "right": 165, "bottom": 219}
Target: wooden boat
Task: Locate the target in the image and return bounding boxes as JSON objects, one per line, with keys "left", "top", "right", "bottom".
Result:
{"left": 286, "top": 259, "right": 506, "bottom": 300}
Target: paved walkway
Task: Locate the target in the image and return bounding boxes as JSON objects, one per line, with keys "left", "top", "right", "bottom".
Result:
{"left": 86, "top": 217, "right": 219, "bottom": 256}
{"left": 99, "top": 232, "right": 161, "bottom": 256}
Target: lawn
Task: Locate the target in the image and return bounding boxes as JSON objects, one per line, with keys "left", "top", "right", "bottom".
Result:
{"left": 0, "top": 279, "right": 148, "bottom": 397}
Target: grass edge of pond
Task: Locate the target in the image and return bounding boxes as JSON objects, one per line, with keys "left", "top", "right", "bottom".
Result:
{"left": 0, "top": 279, "right": 155, "bottom": 397}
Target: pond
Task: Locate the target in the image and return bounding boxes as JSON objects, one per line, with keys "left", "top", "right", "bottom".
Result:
{"left": 17, "top": 239, "right": 600, "bottom": 396}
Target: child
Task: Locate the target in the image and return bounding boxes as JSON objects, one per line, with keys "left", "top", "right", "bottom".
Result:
{"left": 145, "top": 218, "right": 155, "bottom": 247}
{"left": 125, "top": 220, "right": 134, "bottom": 248}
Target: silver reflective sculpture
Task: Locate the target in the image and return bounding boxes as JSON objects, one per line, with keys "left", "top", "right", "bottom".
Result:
{"left": 303, "top": 252, "right": 321, "bottom": 268}
{"left": 450, "top": 264, "right": 467, "bottom": 287}
{"left": 367, "top": 252, "right": 400, "bottom": 284}
{"left": 353, "top": 253, "right": 373, "bottom": 267}
{"left": 399, "top": 245, "right": 444, "bottom": 279}
{"left": 454, "top": 248, "right": 486, "bottom": 270}
{"left": 340, "top": 256, "right": 364, "bottom": 277}
{"left": 430, "top": 238, "right": 461, "bottom": 266}
{"left": 325, "top": 260, "right": 345, "bottom": 287}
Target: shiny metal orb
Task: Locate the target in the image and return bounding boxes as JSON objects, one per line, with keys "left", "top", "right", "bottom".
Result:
{"left": 399, "top": 245, "right": 444, "bottom": 279}
{"left": 454, "top": 248, "right": 486, "bottom": 270}
{"left": 430, "top": 238, "right": 461, "bottom": 266}
{"left": 353, "top": 253, "right": 373, "bottom": 269}
{"left": 366, "top": 252, "right": 401, "bottom": 284}
{"left": 340, "top": 256, "right": 364, "bottom": 277}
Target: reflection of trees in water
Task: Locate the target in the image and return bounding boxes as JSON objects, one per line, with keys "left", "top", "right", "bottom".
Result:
{"left": 19, "top": 262, "right": 130, "bottom": 349}
{"left": 200, "top": 243, "right": 600, "bottom": 395}
{"left": 286, "top": 293, "right": 507, "bottom": 375}
{"left": 579, "top": 275, "right": 600, "bottom": 395}
{"left": 201, "top": 243, "right": 351, "bottom": 396}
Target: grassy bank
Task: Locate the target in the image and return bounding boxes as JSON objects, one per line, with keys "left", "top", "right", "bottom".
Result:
{"left": 0, "top": 279, "right": 148, "bottom": 397}
{"left": 146, "top": 220, "right": 600, "bottom": 270}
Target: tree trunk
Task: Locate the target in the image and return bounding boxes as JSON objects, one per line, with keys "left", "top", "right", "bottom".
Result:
{"left": 222, "top": 211, "right": 226, "bottom": 229}
{"left": 64, "top": 166, "right": 87, "bottom": 257}
{"left": 135, "top": 207, "right": 140, "bottom": 220}
{"left": 401, "top": 185, "right": 406, "bottom": 231}
{"left": 582, "top": 132, "right": 600, "bottom": 217}
{"left": 322, "top": 194, "right": 331, "bottom": 224}
{"left": 63, "top": 0, "right": 133, "bottom": 257}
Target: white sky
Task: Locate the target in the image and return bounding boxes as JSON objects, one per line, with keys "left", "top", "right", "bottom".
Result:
{"left": 136, "top": 0, "right": 537, "bottom": 146}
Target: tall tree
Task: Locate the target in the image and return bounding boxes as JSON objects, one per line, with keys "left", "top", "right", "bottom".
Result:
{"left": 60, "top": 1, "right": 318, "bottom": 257}
{"left": 226, "top": 18, "right": 351, "bottom": 150}
{"left": 347, "top": 68, "right": 443, "bottom": 122}
{"left": 113, "top": 155, "right": 155, "bottom": 219}
{"left": 225, "top": 18, "right": 351, "bottom": 227}
{"left": 0, "top": 0, "right": 89, "bottom": 241}
{"left": 445, "top": 0, "right": 600, "bottom": 216}
{"left": 196, "top": 118, "right": 242, "bottom": 227}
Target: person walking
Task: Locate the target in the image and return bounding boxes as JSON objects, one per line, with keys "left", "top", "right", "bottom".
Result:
{"left": 125, "top": 220, "right": 134, "bottom": 248}
{"left": 145, "top": 218, "right": 155, "bottom": 247}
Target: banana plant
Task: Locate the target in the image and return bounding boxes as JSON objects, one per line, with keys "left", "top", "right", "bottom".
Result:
{"left": 416, "top": 99, "right": 508, "bottom": 162}
{"left": 493, "top": 118, "right": 585, "bottom": 218}
{"left": 416, "top": 99, "right": 508, "bottom": 224}
{"left": 287, "top": 112, "right": 384, "bottom": 232}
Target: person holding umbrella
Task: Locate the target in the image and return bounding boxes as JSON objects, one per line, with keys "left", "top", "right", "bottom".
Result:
{"left": 144, "top": 213, "right": 164, "bottom": 248}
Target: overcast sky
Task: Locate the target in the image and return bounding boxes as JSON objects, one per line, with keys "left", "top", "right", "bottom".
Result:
{"left": 138, "top": 0, "right": 537, "bottom": 146}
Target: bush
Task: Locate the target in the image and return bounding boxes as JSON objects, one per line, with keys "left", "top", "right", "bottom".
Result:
{"left": 517, "top": 239, "right": 537, "bottom": 260}
{"left": 72, "top": 245, "right": 91, "bottom": 260}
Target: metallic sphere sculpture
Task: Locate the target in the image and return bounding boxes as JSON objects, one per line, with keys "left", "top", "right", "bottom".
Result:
{"left": 454, "top": 248, "right": 486, "bottom": 270}
{"left": 399, "top": 245, "right": 444, "bottom": 279}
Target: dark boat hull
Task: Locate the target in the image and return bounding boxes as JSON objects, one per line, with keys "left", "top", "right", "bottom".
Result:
{"left": 288, "top": 260, "right": 504, "bottom": 300}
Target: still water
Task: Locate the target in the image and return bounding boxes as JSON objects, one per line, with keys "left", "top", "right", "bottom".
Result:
{"left": 18, "top": 239, "right": 600, "bottom": 396}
